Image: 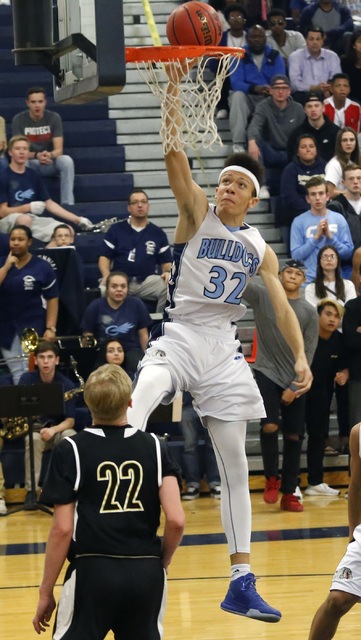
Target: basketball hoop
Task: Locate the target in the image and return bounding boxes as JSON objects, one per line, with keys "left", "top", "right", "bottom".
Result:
{"left": 125, "top": 45, "right": 244, "bottom": 153}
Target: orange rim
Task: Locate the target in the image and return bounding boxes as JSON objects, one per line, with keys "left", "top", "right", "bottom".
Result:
{"left": 125, "top": 45, "right": 245, "bottom": 63}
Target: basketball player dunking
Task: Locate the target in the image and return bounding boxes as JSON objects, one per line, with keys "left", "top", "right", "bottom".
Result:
{"left": 128, "top": 63, "right": 313, "bottom": 622}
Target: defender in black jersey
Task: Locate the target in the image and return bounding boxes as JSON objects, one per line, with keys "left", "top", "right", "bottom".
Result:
{"left": 33, "top": 364, "right": 184, "bottom": 640}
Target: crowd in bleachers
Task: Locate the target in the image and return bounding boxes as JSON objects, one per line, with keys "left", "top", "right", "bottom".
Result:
{"left": 1, "top": 0, "right": 361, "bottom": 516}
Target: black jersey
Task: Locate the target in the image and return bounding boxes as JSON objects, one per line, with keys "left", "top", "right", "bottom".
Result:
{"left": 40, "top": 425, "right": 181, "bottom": 560}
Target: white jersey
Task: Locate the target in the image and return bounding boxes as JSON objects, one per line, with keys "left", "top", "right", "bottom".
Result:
{"left": 166, "top": 205, "right": 266, "bottom": 332}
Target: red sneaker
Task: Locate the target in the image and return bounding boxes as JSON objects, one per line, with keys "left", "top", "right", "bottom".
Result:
{"left": 264, "top": 477, "right": 281, "bottom": 504}
{"left": 280, "top": 493, "right": 304, "bottom": 512}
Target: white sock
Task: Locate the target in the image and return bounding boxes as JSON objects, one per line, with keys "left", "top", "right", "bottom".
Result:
{"left": 231, "top": 564, "right": 251, "bottom": 581}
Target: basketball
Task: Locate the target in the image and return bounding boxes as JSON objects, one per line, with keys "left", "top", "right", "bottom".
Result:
{"left": 166, "top": 1, "right": 223, "bottom": 47}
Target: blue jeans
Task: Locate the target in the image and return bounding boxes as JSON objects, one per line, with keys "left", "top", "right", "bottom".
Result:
{"left": 179, "top": 404, "right": 220, "bottom": 489}
{"left": 28, "top": 155, "right": 75, "bottom": 204}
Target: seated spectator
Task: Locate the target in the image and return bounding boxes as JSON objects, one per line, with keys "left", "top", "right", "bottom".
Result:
{"left": 323, "top": 73, "right": 361, "bottom": 132}
{"left": 81, "top": 271, "right": 152, "bottom": 376}
{"left": 287, "top": 91, "right": 340, "bottom": 162}
{"left": 305, "top": 298, "right": 346, "bottom": 496}
{"left": 98, "top": 190, "right": 172, "bottom": 313}
{"left": 0, "top": 225, "right": 59, "bottom": 383}
{"left": 18, "top": 340, "right": 77, "bottom": 509}
{"left": 341, "top": 29, "right": 361, "bottom": 105}
{"left": 291, "top": 175, "right": 354, "bottom": 284}
{"left": 247, "top": 74, "right": 304, "bottom": 196}
{"left": 179, "top": 392, "right": 221, "bottom": 501}
{"left": 94, "top": 337, "right": 126, "bottom": 369}
{"left": 0, "top": 115, "right": 7, "bottom": 171}
{"left": 288, "top": 26, "right": 342, "bottom": 104}
{"left": 279, "top": 134, "right": 326, "bottom": 251}
{"left": 291, "top": 0, "right": 314, "bottom": 26}
{"left": 266, "top": 8, "right": 306, "bottom": 67}
{"left": 12, "top": 87, "right": 75, "bottom": 205}
{"left": 325, "top": 126, "right": 361, "bottom": 197}
{"left": 0, "top": 136, "right": 92, "bottom": 242}
{"left": 209, "top": 3, "right": 248, "bottom": 120}
{"left": 229, "top": 24, "right": 286, "bottom": 155}
{"left": 299, "top": 0, "right": 353, "bottom": 54}
{"left": 329, "top": 163, "right": 361, "bottom": 286}
{"left": 305, "top": 244, "right": 357, "bottom": 306}
{"left": 46, "top": 223, "right": 75, "bottom": 248}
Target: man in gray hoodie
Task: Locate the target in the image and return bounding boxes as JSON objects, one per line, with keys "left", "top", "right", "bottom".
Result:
{"left": 248, "top": 74, "right": 304, "bottom": 195}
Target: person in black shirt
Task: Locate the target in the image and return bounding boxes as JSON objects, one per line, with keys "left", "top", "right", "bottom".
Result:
{"left": 305, "top": 299, "right": 348, "bottom": 496}
{"left": 32, "top": 364, "right": 184, "bottom": 640}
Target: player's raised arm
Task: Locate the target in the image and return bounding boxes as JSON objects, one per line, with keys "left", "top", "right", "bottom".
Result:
{"left": 258, "top": 244, "right": 313, "bottom": 395}
{"left": 162, "top": 63, "right": 208, "bottom": 242}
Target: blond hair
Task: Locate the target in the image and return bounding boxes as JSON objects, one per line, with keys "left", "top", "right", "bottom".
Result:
{"left": 8, "top": 134, "right": 30, "bottom": 151}
{"left": 84, "top": 364, "right": 132, "bottom": 423}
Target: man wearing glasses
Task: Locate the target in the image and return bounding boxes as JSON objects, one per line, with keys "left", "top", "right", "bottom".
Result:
{"left": 266, "top": 8, "right": 306, "bottom": 66}
{"left": 98, "top": 190, "right": 172, "bottom": 313}
{"left": 247, "top": 74, "right": 304, "bottom": 195}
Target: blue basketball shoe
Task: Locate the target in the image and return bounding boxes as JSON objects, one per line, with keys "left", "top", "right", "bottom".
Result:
{"left": 221, "top": 573, "right": 282, "bottom": 622}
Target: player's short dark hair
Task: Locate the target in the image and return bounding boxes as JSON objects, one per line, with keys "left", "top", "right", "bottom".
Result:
{"left": 305, "top": 175, "right": 327, "bottom": 193}
{"left": 106, "top": 271, "right": 129, "bottom": 290}
{"left": 35, "top": 340, "right": 59, "bottom": 357}
{"left": 224, "top": 3, "right": 248, "bottom": 21}
{"left": 128, "top": 189, "right": 149, "bottom": 204}
{"left": 11, "top": 225, "right": 32, "bottom": 239}
{"left": 306, "top": 25, "right": 325, "bottom": 38}
{"left": 329, "top": 73, "right": 350, "bottom": 84}
{"left": 223, "top": 153, "right": 264, "bottom": 197}
{"left": 267, "top": 8, "right": 286, "bottom": 21}
{"left": 26, "top": 86, "right": 46, "bottom": 98}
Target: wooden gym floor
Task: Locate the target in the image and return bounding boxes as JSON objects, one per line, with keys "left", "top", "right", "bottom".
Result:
{"left": 0, "top": 476, "right": 358, "bottom": 640}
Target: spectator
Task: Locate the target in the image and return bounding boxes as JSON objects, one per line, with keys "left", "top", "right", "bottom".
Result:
{"left": 210, "top": 3, "right": 248, "bottom": 120}
{"left": 305, "top": 244, "right": 357, "bottom": 306}
{"left": 82, "top": 271, "right": 152, "bottom": 376}
{"left": 32, "top": 364, "right": 184, "bottom": 640}
{"left": 0, "top": 115, "right": 7, "bottom": 171}
{"left": 343, "top": 275, "right": 361, "bottom": 427}
{"left": 307, "top": 422, "right": 361, "bottom": 640}
{"left": 299, "top": 0, "right": 354, "bottom": 54}
{"left": 12, "top": 86, "right": 75, "bottom": 205}
{"left": 18, "top": 340, "right": 78, "bottom": 510}
{"left": 341, "top": 28, "right": 361, "bottom": 105}
{"left": 291, "top": 176, "right": 354, "bottom": 284}
{"left": 305, "top": 298, "right": 346, "bottom": 496}
{"left": 323, "top": 73, "right": 361, "bottom": 132}
{"left": 287, "top": 91, "right": 340, "bottom": 162}
{"left": 0, "top": 225, "right": 59, "bottom": 383}
{"left": 0, "top": 135, "right": 92, "bottom": 242}
{"left": 179, "top": 392, "right": 221, "bottom": 500}
{"left": 229, "top": 25, "right": 286, "bottom": 155}
{"left": 329, "top": 163, "right": 361, "bottom": 287}
{"left": 280, "top": 134, "right": 326, "bottom": 251}
{"left": 325, "top": 126, "right": 361, "bottom": 197}
{"left": 0, "top": 440, "right": 6, "bottom": 513}
{"left": 243, "top": 259, "right": 318, "bottom": 512}
{"left": 266, "top": 8, "right": 306, "bottom": 67}
{"left": 98, "top": 190, "right": 172, "bottom": 313}
{"left": 291, "top": 0, "right": 314, "bottom": 26}
{"left": 46, "top": 223, "right": 75, "bottom": 248}
{"left": 288, "top": 26, "right": 342, "bottom": 103}
{"left": 247, "top": 74, "right": 304, "bottom": 195}
{"left": 94, "top": 337, "right": 126, "bottom": 370}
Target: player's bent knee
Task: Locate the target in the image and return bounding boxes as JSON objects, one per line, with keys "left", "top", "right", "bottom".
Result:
{"left": 327, "top": 590, "right": 358, "bottom": 616}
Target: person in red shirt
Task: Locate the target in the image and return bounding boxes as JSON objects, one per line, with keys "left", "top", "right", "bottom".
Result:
{"left": 323, "top": 74, "right": 361, "bottom": 134}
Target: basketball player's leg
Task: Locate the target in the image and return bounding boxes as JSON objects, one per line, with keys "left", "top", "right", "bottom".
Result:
{"left": 206, "top": 417, "right": 281, "bottom": 622}
{"left": 128, "top": 365, "right": 174, "bottom": 431}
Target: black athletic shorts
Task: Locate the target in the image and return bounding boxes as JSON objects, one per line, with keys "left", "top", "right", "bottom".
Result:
{"left": 254, "top": 369, "right": 306, "bottom": 436}
{"left": 53, "top": 556, "right": 166, "bottom": 640}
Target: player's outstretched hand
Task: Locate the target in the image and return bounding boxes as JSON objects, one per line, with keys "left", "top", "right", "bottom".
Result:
{"left": 292, "top": 358, "right": 313, "bottom": 397}
{"left": 33, "top": 594, "right": 56, "bottom": 634}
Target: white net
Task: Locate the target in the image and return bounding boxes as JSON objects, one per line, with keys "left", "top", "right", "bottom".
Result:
{"left": 134, "top": 51, "right": 242, "bottom": 154}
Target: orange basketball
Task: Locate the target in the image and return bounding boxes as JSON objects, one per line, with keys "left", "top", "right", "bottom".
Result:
{"left": 166, "top": 1, "right": 223, "bottom": 47}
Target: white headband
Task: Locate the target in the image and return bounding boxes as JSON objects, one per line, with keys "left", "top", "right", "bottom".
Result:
{"left": 218, "top": 166, "right": 260, "bottom": 197}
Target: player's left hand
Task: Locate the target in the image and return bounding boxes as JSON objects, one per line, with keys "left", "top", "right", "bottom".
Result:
{"left": 33, "top": 593, "right": 56, "bottom": 634}
{"left": 292, "top": 358, "right": 313, "bottom": 396}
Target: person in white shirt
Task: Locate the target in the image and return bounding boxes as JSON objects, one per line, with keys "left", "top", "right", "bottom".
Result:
{"left": 325, "top": 126, "right": 361, "bottom": 198}
{"left": 305, "top": 244, "right": 356, "bottom": 308}
{"left": 266, "top": 8, "right": 306, "bottom": 68}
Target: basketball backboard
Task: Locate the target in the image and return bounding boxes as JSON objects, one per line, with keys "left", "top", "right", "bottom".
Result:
{"left": 12, "top": 0, "right": 126, "bottom": 104}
